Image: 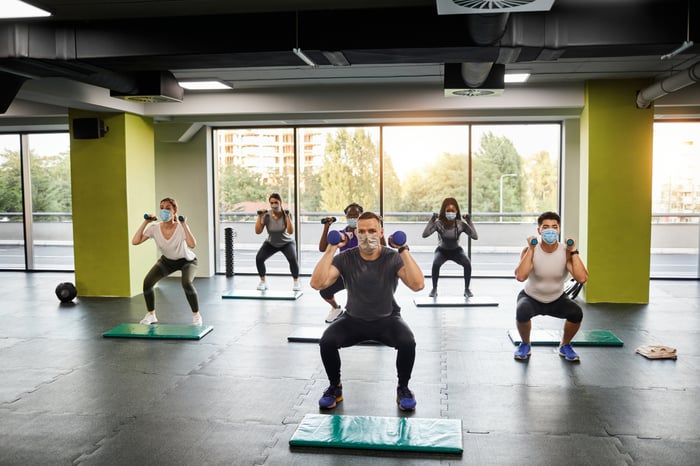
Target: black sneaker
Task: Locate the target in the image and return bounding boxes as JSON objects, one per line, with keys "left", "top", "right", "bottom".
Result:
{"left": 428, "top": 288, "right": 437, "bottom": 298}
{"left": 319, "top": 384, "right": 343, "bottom": 409}
{"left": 464, "top": 289, "right": 474, "bottom": 298}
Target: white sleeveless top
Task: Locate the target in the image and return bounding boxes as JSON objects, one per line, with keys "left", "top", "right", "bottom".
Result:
{"left": 524, "top": 243, "right": 568, "bottom": 303}
{"left": 144, "top": 223, "right": 196, "bottom": 261}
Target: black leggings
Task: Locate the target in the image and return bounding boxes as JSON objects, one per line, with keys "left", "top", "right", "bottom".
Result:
{"left": 431, "top": 246, "right": 472, "bottom": 290}
{"left": 255, "top": 241, "right": 299, "bottom": 278}
{"left": 320, "top": 276, "right": 345, "bottom": 300}
{"left": 143, "top": 256, "right": 199, "bottom": 312}
{"left": 319, "top": 313, "right": 416, "bottom": 387}
{"left": 515, "top": 290, "right": 583, "bottom": 323}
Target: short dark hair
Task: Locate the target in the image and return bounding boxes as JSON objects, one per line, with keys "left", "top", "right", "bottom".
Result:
{"left": 537, "top": 211, "right": 560, "bottom": 226}
{"left": 358, "top": 211, "right": 382, "bottom": 225}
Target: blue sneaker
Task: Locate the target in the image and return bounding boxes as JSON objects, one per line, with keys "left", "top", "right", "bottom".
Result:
{"left": 559, "top": 344, "right": 580, "bottom": 362}
{"left": 397, "top": 385, "right": 416, "bottom": 411}
{"left": 514, "top": 342, "right": 531, "bottom": 360}
{"left": 319, "top": 384, "right": 343, "bottom": 409}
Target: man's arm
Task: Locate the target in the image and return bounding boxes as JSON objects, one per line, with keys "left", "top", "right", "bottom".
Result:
{"left": 566, "top": 239, "right": 588, "bottom": 283}
{"left": 310, "top": 244, "right": 342, "bottom": 290}
{"left": 514, "top": 237, "right": 537, "bottom": 282}
{"left": 397, "top": 248, "right": 425, "bottom": 291}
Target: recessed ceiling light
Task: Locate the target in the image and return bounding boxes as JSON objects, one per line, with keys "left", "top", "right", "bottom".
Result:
{"left": 504, "top": 73, "right": 530, "bottom": 83}
{"left": 0, "top": 0, "right": 51, "bottom": 18}
{"left": 178, "top": 81, "right": 232, "bottom": 90}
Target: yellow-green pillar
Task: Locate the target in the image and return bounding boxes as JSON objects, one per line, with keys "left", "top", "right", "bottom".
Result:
{"left": 580, "top": 80, "right": 653, "bottom": 303}
{"left": 70, "top": 111, "right": 157, "bottom": 297}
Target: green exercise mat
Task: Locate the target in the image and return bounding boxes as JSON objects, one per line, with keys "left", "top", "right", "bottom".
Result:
{"left": 287, "top": 326, "right": 381, "bottom": 345}
{"left": 507, "top": 328, "right": 624, "bottom": 346}
{"left": 289, "top": 414, "right": 463, "bottom": 454}
{"left": 103, "top": 323, "right": 213, "bottom": 340}
{"left": 413, "top": 296, "right": 499, "bottom": 307}
{"left": 221, "top": 289, "right": 303, "bottom": 300}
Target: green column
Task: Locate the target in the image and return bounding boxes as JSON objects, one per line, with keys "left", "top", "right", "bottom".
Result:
{"left": 70, "top": 111, "right": 156, "bottom": 297}
{"left": 580, "top": 80, "right": 653, "bottom": 303}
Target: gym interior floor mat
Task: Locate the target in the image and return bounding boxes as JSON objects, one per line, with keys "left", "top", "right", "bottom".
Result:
{"left": 507, "top": 328, "right": 624, "bottom": 346}
{"left": 103, "top": 323, "right": 213, "bottom": 340}
{"left": 413, "top": 296, "right": 499, "bottom": 307}
{"left": 287, "top": 326, "right": 381, "bottom": 345}
{"left": 289, "top": 414, "right": 463, "bottom": 454}
{"left": 221, "top": 289, "right": 303, "bottom": 300}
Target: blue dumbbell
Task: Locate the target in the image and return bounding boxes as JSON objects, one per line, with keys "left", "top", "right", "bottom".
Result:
{"left": 391, "top": 230, "right": 407, "bottom": 247}
{"left": 566, "top": 238, "right": 574, "bottom": 246}
{"left": 178, "top": 215, "right": 185, "bottom": 222}
{"left": 321, "top": 217, "right": 337, "bottom": 224}
{"left": 530, "top": 238, "right": 538, "bottom": 245}
{"left": 327, "top": 230, "right": 345, "bottom": 245}
{"left": 144, "top": 213, "right": 156, "bottom": 221}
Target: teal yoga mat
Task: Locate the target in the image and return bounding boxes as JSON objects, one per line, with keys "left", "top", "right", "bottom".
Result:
{"left": 103, "top": 323, "right": 213, "bottom": 340}
{"left": 508, "top": 328, "right": 624, "bottom": 346}
{"left": 222, "top": 289, "right": 303, "bottom": 300}
{"left": 289, "top": 414, "right": 463, "bottom": 454}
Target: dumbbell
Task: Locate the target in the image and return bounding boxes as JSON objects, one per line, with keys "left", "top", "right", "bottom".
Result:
{"left": 256, "top": 209, "right": 266, "bottom": 215}
{"left": 390, "top": 230, "right": 407, "bottom": 247}
{"left": 321, "top": 217, "right": 337, "bottom": 224}
{"left": 529, "top": 237, "right": 538, "bottom": 246}
{"left": 327, "top": 230, "right": 346, "bottom": 245}
{"left": 566, "top": 238, "right": 575, "bottom": 246}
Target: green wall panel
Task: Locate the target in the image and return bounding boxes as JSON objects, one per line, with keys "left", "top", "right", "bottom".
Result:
{"left": 582, "top": 80, "right": 653, "bottom": 303}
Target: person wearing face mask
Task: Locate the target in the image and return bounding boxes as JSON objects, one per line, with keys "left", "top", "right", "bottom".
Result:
{"left": 132, "top": 197, "right": 202, "bottom": 326}
{"left": 422, "top": 197, "right": 479, "bottom": 298}
{"left": 317, "top": 202, "right": 363, "bottom": 323}
{"left": 310, "top": 212, "right": 425, "bottom": 412}
{"left": 255, "top": 193, "right": 301, "bottom": 292}
{"left": 513, "top": 211, "right": 588, "bottom": 362}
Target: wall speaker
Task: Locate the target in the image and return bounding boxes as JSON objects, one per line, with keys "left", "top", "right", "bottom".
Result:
{"left": 73, "top": 118, "right": 109, "bottom": 139}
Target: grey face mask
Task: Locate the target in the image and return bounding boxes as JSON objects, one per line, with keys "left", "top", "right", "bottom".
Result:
{"left": 357, "top": 234, "right": 380, "bottom": 253}
{"left": 445, "top": 212, "right": 457, "bottom": 221}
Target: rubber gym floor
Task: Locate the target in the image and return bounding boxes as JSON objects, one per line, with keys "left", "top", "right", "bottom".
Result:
{"left": 1, "top": 272, "right": 698, "bottom": 465}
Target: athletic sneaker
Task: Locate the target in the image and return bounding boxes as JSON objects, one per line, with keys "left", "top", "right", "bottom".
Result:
{"left": 256, "top": 281, "right": 268, "bottom": 291}
{"left": 192, "top": 313, "right": 203, "bottom": 326}
{"left": 292, "top": 280, "right": 302, "bottom": 292}
{"left": 325, "top": 306, "right": 344, "bottom": 323}
{"left": 428, "top": 288, "right": 438, "bottom": 298}
{"left": 139, "top": 313, "right": 158, "bottom": 325}
{"left": 397, "top": 385, "right": 417, "bottom": 411}
{"left": 514, "top": 342, "right": 531, "bottom": 360}
{"left": 559, "top": 344, "right": 580, "bottom": 362}
{"left": 464, "top": 289, "right": 474, "bottom": 298}
{"left": 319, "top": 384, "right": 343, "bottom": 409}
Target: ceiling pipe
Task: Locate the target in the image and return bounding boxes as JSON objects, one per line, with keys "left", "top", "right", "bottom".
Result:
{"left": 459, "top": 13, "right": 510, "bottom": 88}
{"left": 636, "top": 61, "right": 700, "bottom": 109}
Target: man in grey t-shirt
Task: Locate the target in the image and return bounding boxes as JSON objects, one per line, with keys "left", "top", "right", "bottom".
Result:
{"left": 310, "top": 212, "right": 424, "bottom": 411}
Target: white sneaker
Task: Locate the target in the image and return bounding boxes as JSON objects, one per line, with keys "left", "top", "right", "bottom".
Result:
{"left": 256, "top": 281, "right": 268, "bottom": 291}
{"left": 192, "top": 313, "right": 203, "bottom": 326}
{"left": 140, "top": 313, "right": 157, "bottom": 325}
{"left": 325, "top": 307, "right": 344, "bottom": 323}
{"left": 293, "top": 280, "right": 302, "bottom": 292}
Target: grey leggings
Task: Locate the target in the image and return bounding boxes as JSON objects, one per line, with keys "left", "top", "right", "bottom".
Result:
{"left": 143, "top": 256, "right": 199, "bottom": 312}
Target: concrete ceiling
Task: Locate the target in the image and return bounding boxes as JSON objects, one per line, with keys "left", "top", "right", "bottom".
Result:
{"left": 1, "top": 0, "right": 699, "bottom": 116}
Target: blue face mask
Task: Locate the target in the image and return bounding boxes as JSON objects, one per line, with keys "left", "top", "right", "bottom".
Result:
{"left": 159, "top": 209, "right": 172, "bottom": 222}
{"left": 445, "top": 212, "right": 457, "bottom": 221}
{"left": 346, "top": 218, "right": 358, "bottom": 228}
{"left": 541, "top": 229, "right": 559, "bottom": 245}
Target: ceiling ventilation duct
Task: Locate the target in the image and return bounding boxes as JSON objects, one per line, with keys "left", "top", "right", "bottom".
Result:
{"left": 110, "top": 71, "right": 184, "bottom": 103}
{"left": 444, "top": 63, "right": 505, "bottom": 96}
{"left": 436, "top": 0, "right": 555, "bottom": 15}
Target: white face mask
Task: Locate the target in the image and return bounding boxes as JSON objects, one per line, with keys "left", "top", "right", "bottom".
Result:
{"left": 445, "top": 212, "right": 457, "bottom": 221}
{"left": 357, "top": 233, "right": 380, "bottom": 254}
{"left": 346, "top": 218, "right": 358, "bottom": 228}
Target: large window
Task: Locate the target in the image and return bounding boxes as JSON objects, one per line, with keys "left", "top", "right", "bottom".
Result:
{"left": 214, "top": 123, "right": 562, "bottom": 278}
{"left": 0, "top": 132, "right": 72, "bottom": 271}
{"left": 652, "top": 121, "right": 700, "bottom": 278}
